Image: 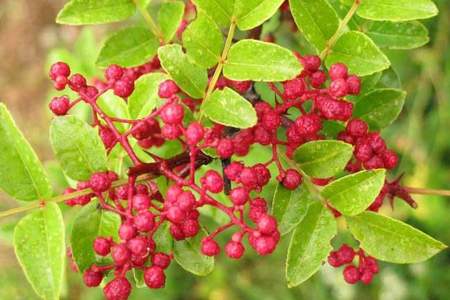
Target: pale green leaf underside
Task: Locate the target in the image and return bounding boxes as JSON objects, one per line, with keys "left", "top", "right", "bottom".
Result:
{"left": 97, "top": 90, "right": 130, "bottom": 133}
{"left": 174, "top": 231, "right": 214, "bottom": 276}
{"left": 0, "top": 103, "right": 53, "bottom": 201}
{"left": 14, "top": 203, "right": 65, "bottom": 300}
{"left": 322, "top": 169, "right": 386, "bottom": 216}
{"left": 347, "top": 212, "right": 447, "bottom": 263}
{"left": 366, "top": 21, "right": 429, "bottom": 49}
{"left": 356, "top": 0, "right": 438, "bottom": 21}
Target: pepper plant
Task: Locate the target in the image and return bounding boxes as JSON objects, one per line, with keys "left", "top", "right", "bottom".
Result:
{"left": 0, "top": 0, "right": 447, "bottom": 299}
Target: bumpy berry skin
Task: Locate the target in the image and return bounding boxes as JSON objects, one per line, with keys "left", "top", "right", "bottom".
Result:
{"left": 201, "top": 170, "right": 224, "bottom": 193}
{"left": 49, "top": 96, "right": 70, "bottom": 116}
{"left": 93, "top": 237, "right": 111, "bottom": 256}
{"left": 113, "top": 79, "right": 134, "bottom": 98}
{"left": 282, "top": 169, "right": 302, "bottom": 190}
{"left": 201, "top": 239, "right": 221, "bottom": 256}
{"left": 111, "top": 244, "right": 131, "bottom": 265}
{"left": 158, "top": 80, "right": 179, "bottom": 98}
{"left": 225, "top": 241, "right": 245, "bottom": 259}
{"left": 152, "top": 253, "right": 171, "bottom": 269}
{"left": 127, "top": 236, "right": 148, "bottom": 256}
{"left": 283, "top": 78, "right": 306, "bottom": 100}
{"left": 343, "top": 265, "right": 360, "bottom": 284}
{"left": 257, "top": 215, "right": 277, "bottom": 235}
{"left": 49, "top": 62, "right": 70, "bottom": 80}
{"left": 90, "top": 172, "right": 112, "bottom": 193}
{"left": 230, "top": 187, "right": 249, "bottom": 205}
{"left": 144, "top": 266, "right": 166, "bottom": 289}
{"left": 83, "top": 269, "right": 103, "bottom": 287}
{"left": 329, "top": 63, "right": 348, "bottom": 80}
{"left": 185, "top": 122, "right": 204, "bottom": 145}
{"left": 160, "top": 104, "right": 184, "bottom": 125}
{"left": 336, "top": 244, "right": 355, "bottom": 264}
{"left": 119, "top": 223, "right": 137, "bottom": 241}
{"left": 132, "top": 194, "right": 151, "bottom": 211}
{"left": 134, "top": 211, "right": 155, "bottom": 232}
{"left": 103, "top": 277, "right": 132, "bottom": 300}
{"left": 105, "top": 65, "right": 124, "bottom": 81}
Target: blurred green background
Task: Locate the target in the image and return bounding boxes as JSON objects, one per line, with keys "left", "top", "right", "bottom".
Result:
{"left": 0, "top": 0, "right": 449, "bottom": 299}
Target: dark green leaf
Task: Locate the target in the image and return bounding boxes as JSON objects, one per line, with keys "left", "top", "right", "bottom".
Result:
{"left": 224, "top": 40, "right": 302, "bottom": 81}
{"left": 293, "top": 140, "right": 353, "bottom": 178}
{"left": 96, "top": 27, "right": 159, "bottom": 68}
{"left": 235, "top": 0, "right": 285, "bottom": 30}
{"left": 366, "top": 21, "right": 429, "bottom": 49}
{"left": 326, "top": 31, "right": 390, "bottom": 76}
{"left": 158, "top": 44, "right": 208, "bottom": 99}
{"left": 286, "top": 202, "right": 337, "bottom": 287}
{"left": 159, "top": 1, "right": 185, "bottom": 42}
{"left": 322, "top": 169, "right": 386, "bottom": 216}
{"left": 182, "top": 13, "right": 224, "bottom": 68}
{"left": 354, "top": 88, "right": 406, "bottom": 129}
{"left": 271, "top": 183, "right": 315, "bottom": 235}
{"left": 50, "top": 115, "right": 107, "bottom": 181}
{"left": 14, "top": 203, "right": 65, "bottom": 300}
{"left": 71, "top": 200, "right": 121, "bottom": 272}
{"left": 174, "top": 231, "right": 214, "bottom": 276}
{"left": 56, "top": 0, "right": 135, "bottom": 25}
{"left": 289, "top": 0, "right": 340, "bottom": 52}
{"left": 347, "top": 212, "right": 447, "bottom": 263}
{"left": 202, "top": 87, "right": 257, "bottom": 128}
{"left": 0, "top": 103, "right": 53, "bottom": 201}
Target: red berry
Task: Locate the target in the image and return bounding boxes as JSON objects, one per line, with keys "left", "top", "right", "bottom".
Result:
{"left": 201, "top": 170, "right": 224, "bottom": 193}
{"left": 261, "top": 110, "right": 281, "bottom": 131}
{"left": 224, "top": 162, "right": 244, "bottom": 181}
{"left": 295, "top": 114, "right": 322, "bottom": 135}
{"left": 132, "top": 194, "right": 151, "bottom": 211}
{"left": 327, "top": 251, "right": 342, "bottom": 267}
{"left": 367, "top": 133, "right": 386, "bottom": 154}
{"left": 144, "top": 266, "right": 166, "bottom": 289}
{"left": 152, "top": 253, "right": 171, "bottom": 269}
{"left": 346, "top": 119, "right": 368, "bottom": 137}
{"left": 225, "top": 241, "right": 245, "bottom": 259}
{"left": 158, "top": 80, "right": 179, "bottom": 98}
{"left": 217, "top": 138, "right": 234, "bottom": 158}
{"left": 185, "top": 122, "right": 204, "bottom": 145}
{"left": 167, "top": 206, "right": 185, "bottom": 224}
{"left": 160, "top": 103, "right": 184, "bottom": 125}
{"left": 282, "top": 169, "right": 302, "bottom": 190}
{"left": 93, "top": 237, "right": 112, "bottom": 256}
{"left": 105, "top": 64, "right": 124, "bottom": 82}
{"left": 111, "top": 244, "right": 131, "bottom": 265}
{"left": 169, "top": 223, "right": 185, "bottom": 240}
{"left": 103, "top": 277, "right": 131, "bottom": 300}
{"left": 134, "top": 211, "right": 155, "bottom": 232}
{"left": 49, "top": 62, "right": 70, "bottom": 80}
{"left": 302, "top": 55, "right": 321, "bottom": 72}
{"left": 329, "top": 78, "right": 348, "bottom": 97}
{"left": 311, "top": 71, "right": 327, "bottom": 88}
{"left": 89, "top": 172, "right": 111, "bottom": 193}
{"left": 364, "top": 256, "right": 379, "bottom": 274}
{"left": 253, "top": 164, "right": 271, "bottom": 187}
{"left": 182, "top": 219, "right": 200, "bottom": 237}
{"left": 166, "top": 185, "right": 183, "bottom": 203}
{"left": 230, "top": 187, "right": 249, "bottom": 205}
{"left": 336, "top": 244, "right": 355, "bottom": 264}
{"left": 363, "top": 155, "right": 384, "bottom": 170}
{"left": 257, "top": 215, "right": 278, "bottom": 235}
{"left": 329, "top": 63, "right": 348, "bottom": 80}
{"left": 127, "top": 236, "right": 148, "bottom": 256}
{"left": 283, "top": 78, "right": 306, "bottom": 100}
{"left": 177, "top": 191, "right": 196, "bottom": 211}
{"left": 83, "top": 269, "right": 103, "bottom": 287}
{"left": 119, "top": 223, "right": 137, "bottom": 241}
{"left": 240, "top": 168, "right": 258, "bottom": 188}
{"left": 69, "top": 73, "right": 87, "bottom": 91}
{"left": 383, "top": 150, "right": 398, "bottom": 169}
{"left": 99, "top": 126, "right": 116, "bottom": 149}
{"left": 346, "top": 75, "right": 361, "bottom": 95}
{"left": 161, "top": 124, "right": 182, "bottom": 139}
{"left": 355, "top": 142, "right": 373, "bottom": 162}
{"left": 343, "top": 265, "right": 361, "bottom": 284}
{"left": 252, "top": 235, "right": 277, "bottom": 256}
{"left": 201, "top": 238, "right": 221, "bottom": 256}
{"left": 113, "top": 79, "right": 134, "bottom": 98}
{"left": 225, "top": 79, "right": 252, "bottom": 94}
{"left": 49, "top": 96, "right": 70, "bottom": 116}
{"left": 360, "top": 269, "right": 374, "bottom": 284}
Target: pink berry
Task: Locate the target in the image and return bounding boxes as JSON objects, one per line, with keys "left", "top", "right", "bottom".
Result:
{"left": 93, "top": 237, "right": 111, "bottom": 256}
{"left": 111, "top": 244, "right": 131, "bottom": 265}
{"left": 346, "top": 119, "right": 368, "bottom": 137}
{"left": 169, "top": 224, "right": 185, "bottom": 241}
{"left": 132, "top": 194, "right": 151, "bottom": 211}
{"left": 382, "top": 150, "right": 398, "bottom": 169}
{"left": 239, "top": 168, "right": 258, "bottom": 188}
{"left": 177, "top": 191, "right": 196, "bottom": 211}
{"left": 134, "top": 211, "right": 155, "bottom": 232}
{"left": 83, "top": 269, "right": 103, "bottom": 287}
{"left": 127, "top": 236, "right": 148, "bottom": 256}
{"left": 160, "top": 103, "right": 184, "bottom": 125}
{"left": 49, "top": 96, "right": 70, "bottom": 116}
{"left": 217, "top": 138, "right": 234, "bottom": 158}
{"left": 336, "top": 244, "right": 355, "bottom": 264}
{"left": 201, "top": 238, "right": 220, "bottom": 256}
{"left": 69, "top": 73, "right": 87, "bottom": 91}
{"left": 119, "top": 223, "right": 137, "bottom": 241}
{"left": 224, "top": 162, "right": 244, "bottom": 181}
{"left": 113, "top": 79, "right": 134, "bottom": 98}
{"left": 167, "top": 206, "right": 185, "bottom": 224}
{"left": 360, "top": 269, "right": 374, "bottom": 284}
{"left": 283, "top": 78, "right": 306, "bottom": 100}
{"left": 166, "top": 185, "right": 183, "bottom": 203}
{"left": 329, "top": 63, "right": 348, "bottom": 80}
{"left": 257, "top": 215, "right": 277, "bottom": 235}
{"left": 343, "top": 265, "right": 361, "bottom": 284}
{"left": 282, "top": 169, "right": 302, "bottom": 190}
{"left": 105, "top": 64, "right": 124, "bottom": 81}
{"left": 182, "top": 219, "right": 200, "bottom": 237}
{"left": 158, "top": 80, "right": 179, "bottom": 98}
{"left": 327, "top": 251, "right": 342, "bottom": 267}
{"left": 252, "top": 235, "right": 277, "bottom": 256}
{"left": 329, "top": 78, "right": 348, "bottom": 97}
{"left": 302, "top": 55, "right": 321, "bottom": 72}
{"left": 225, "top": 241, "right": 245, "bottom": 259}
{"left": 103, "top": 277, "right": 131, "bottom": 300}
{"left": 311, "top": 71, "right": 327, "bottom": 88}
{"left": 49, "top": 62, "right": 70, "bottom": 80}
{"left": 152, "top": 253, "right": 171, "bottom": 269}
{"left": 89, "top": 172, "right": 111, "bottom": 193}
{"left": 161, "top": 124, "right": 182, "bottom": 140}
{"left": 346, "top": 75, "right": 361, "bottom": 95}
{"left": 185, "top": 122, "right": 204, "bottom": 145}
{"left": 295, "top": 114, "right": 322, "bottom": 135}
{"left": 229, "top": 187, "right": 249, "bottom": 205}
{"left": 144, "top": 266, "right": 166, "bottom": 289}
{"left": 261, "top": 110, "right": 281, "bottom": 131}
{"left": 201, "top": 170, "right": 224, "bottom": 193}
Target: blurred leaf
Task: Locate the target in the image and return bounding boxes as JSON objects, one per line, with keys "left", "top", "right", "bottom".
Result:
{"left": 158, "top": 1, "right": 185, "bottom": 42}
{"left": 153, "top": 222, "right": 174, "bottom": 253}
{"left": 224, "top": 40, "right": 302, "bottom": 81}
{"left": 354, "top": 88, "right": 406, "bottom": 129}
{"left": 202, "top": 87, "right": 257, "bottom": 128}
{"left": 377, "top": 67, "right": 401, "bottom": 89}
{"left": 191, "top": 0, "right": 235, "bottom": 27}
{"left": 347, "top": 212, "right": 447, "bottom": 263}
{"left": 326, "top": 31, "right": 390, "bottom": 76}
{"left": 293, "top": 140, "right": 353, "bottom": 178}
{"left": 96, "top": 27, "right": 159, "bottom": 67}
{"left": 128, "top": 72, "right": 169, "bottom": 119}
{"left": 97, "top": 90, "right": 130, "bottom": 133}
{"left": 50, "top": 115, "right": 107, "bottom": 181}
{"left": 174, "top": 231, "right": 214, "bottom": 276}
{"left": 182, "top": 13, "right": 224, "bottom": 68}
{"left": 14, "top": 203, "right": 65, "bottom": 300}
{"left": 235, "top": 0, "right": 285, "bottom": 30}
{"left": 56, "top": 0, "right": 135, "bottom": 25}
{"left": 271, "top": 183, "right": 314, "bottom": 235}
{"left": 158, "top": 44, "right": 208, "bottom": 99}
{"left": 0, "top": 103, "right": 53, "bottom": 201}
{"left": 366, "top": 21, "right": 429, "bottom": 49}
{"left": 322, "top": 169, "right": 386, "bottom": 216}
{"left": 71, "top": 200, "right": 120, "bottom": 272}
{"left": 289, "top": 0, "right": 340, "bottom": 52}
{"left": 286, "top": 202, "right": 337, "bottom": 287}
{"left": 352, "top": 0, "right": 439, "bottom": 21}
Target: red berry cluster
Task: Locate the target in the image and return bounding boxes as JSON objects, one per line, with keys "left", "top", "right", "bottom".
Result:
{"left": 48, "top": 48, "right": 411, "bottom": 298}
{"left": 328, "top": 245, "right": 379, "bottom": 285}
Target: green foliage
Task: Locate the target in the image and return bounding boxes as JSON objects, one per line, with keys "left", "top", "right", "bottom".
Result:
{"left": 96, "top": 27, "right": 159, "bottom": 67}
{"left": 191, "top": 0, "right": 235, "bottom": 27}
{"left": 366, "top": 21, "right": 430, "bottom": 49}
{"left": 13, "top": 203, "right": 65, "bottom": 300}
{"left": 293, "top": 140, "right": 353, "bottom": 178}
{"left": 347, "top": 212, "right": 447, "bottom": 263}
{"left": 174, "top": 231, "right": 215, "bottom": 276}
{"left": 235, "top": 0, "right": 285, "bottom": 30}
{"left": 224, "top": 40, "right": 302, "bottom": 82}
{"left": 50, "top": 115, "right": 107, "bottom": 181}
{"left": 158, "top": 1, "right": 185, "bottom": 42}
{"left": 97, "top": 91, "right": 131, "bottom": 133}
{"left": 352, "top": 0, "right": 438, "bottom": 21}
{"left": 0, "top": 103, "right": 53, "bottom": 201}
{"left": 202, "top": 87, "right": 257, "bottom": 128}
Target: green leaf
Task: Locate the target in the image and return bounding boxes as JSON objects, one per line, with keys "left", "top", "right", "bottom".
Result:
{"left": 0, "top": 103, "right": 53, "bottom": 201}
{"left": 202, "top": 87, "right": 257, "bottom": 128}
{"left": 182, "top": 13, "right": 224, "bottom": 68}
{"left": 354, "top": 88, "right": 406, "bottom": 130}
{"left": 347, "top": 212, "right": 447, "bottom": 263}
{"left": 322, "top": 169, "right": 386, "bottom": 216}
{"left": 377, "top": 68, "right": 401, "bottom": 89}
{"left": 355, "top": 0, "right": 438, "bottom": 21}
{"left": 366, "top": 21, "right": 429, "bottom": 49}
{"left": 153, "top": 222, "right": 173, "bottom": 253}
{"left": 286, "top": 202, "right": 337, "bottom": 287}
{"left": 96, "top": 27, "right": 159, "bottom": 68}
{"left": 159, "top": 1, "right": 185, "bottom": 42}
{"left": 224, "top": 40, "right": 302, "bottom": 81}
{"left": 191, "top": 0, "right": 236, "bottom": 27}
{"left": 128, "top": 72, "right": 169, "bottom": 119}
{"left": 14, "top": 203, "right": 65, "bottom": 300}
{"left": 158, "top": 44, "right": 208, "bottom": 99}
{"left": 97, "top": 90, "right": 130, "bottom": 133}
{"left": 293, "top": 140, "right": 353, "bottom": 178}
{"left": 56, "top": 0, "right": 136, "bottom": 25}
{"left": 71, "top": 200, "right": 121, "bottom": 272}
{"left": 50, "top": 115, "right": 107, "bottom": 181}
{"left": 289, "top": 0, "right": 340, "bottom": 52}
{"left": 271, "top": 183, "right": 314, "bottom": 235}
{"left": 235, "top": 0, "right": 285, "bottom": 30}
{"left": 174, "top": 231, "right": 214, "bottom": 276}
{"left": 326, "top": 31, "right": 390, "bottom": 76}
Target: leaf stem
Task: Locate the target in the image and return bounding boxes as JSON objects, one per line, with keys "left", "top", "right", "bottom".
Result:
{"left": 133, "top": 0, "right": 164, "bottom": 41}
{"left": 319, "top": 0, "right": 361, "bottom": 61}
{"left": 403, "top": 187, "right": 450, "bottom": 197}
